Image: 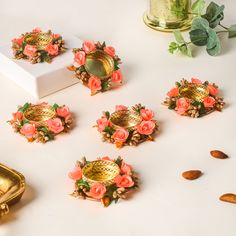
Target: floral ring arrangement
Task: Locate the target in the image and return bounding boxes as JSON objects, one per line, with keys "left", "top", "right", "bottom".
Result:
{"left": 67, "top": 40, "right": 123, "bottom": 95}
{"left": 8, "top": 102, "right": 73, "bottom": 143}
{"left": 95, "top": 104, "right": 158, "bottom": 148}
{"left": 12, "top": 27, "right": 66, "bottom": 63}
{"left": 163, "top": 78, "right": 225, "bottom": 118}
{"left": 69, "top": 156, "right": 139, "bottom": 207}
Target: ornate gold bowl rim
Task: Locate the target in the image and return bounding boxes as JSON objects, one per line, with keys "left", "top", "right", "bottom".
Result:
{"left": 0, "top": 163, "right": 26, "bottom": 217}
{"left": 23, "top": 104, "right": 56, "bottom": 127}
{"left": 85, "top": 49, "right": 114, "bottom": 79}
{"left": 110, "top": 110, "right": 142, "bottom": 131}
{"left": 179, "top": 84, "right": 209, "bottom": 102}
{"left": 82, "top": 160, "right": 120, "bottom": 186}
{"left": 24, "top": 32, "right": 53, "bottom": 50}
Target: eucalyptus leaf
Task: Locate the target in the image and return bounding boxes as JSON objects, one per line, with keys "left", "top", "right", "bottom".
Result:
{"left": 206, "top": 28, "right": 218, "bottom": 49}
{"left": 191, "top": 17, "right": 210, "bottom": 31}
{"left": 191, "top": 0, "right": 205, "bottom": 16}
{"left": 174, "top": 30, "right": 185, "bottom": 44}
{"left": 228, "top": 25, "right": 236, "bottom": 38}
{"left": 202, "top": 2, "right": 224, "bottom": 28}
{"left": 190, "top": 29, "right": 208, "bottom": 46}
{"left": 206, "top": 36, "right": 221, "bottom": 56}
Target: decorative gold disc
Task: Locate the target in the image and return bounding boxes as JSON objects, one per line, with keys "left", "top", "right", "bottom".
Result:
{"left": 23, "top": 105, "right": 56, "bottom": 127}
{"left": 85, "top": 50, "right": 114, "bottom": 79}
{"left": 110, "top": 110, "right": 142, "bottom": 131}
{"left": 82, "top": 160, "right": 120, "bottom": 186}
{"left": 24, "top": 32, "right": 53, "bottom": 50}
{"left": 179, "top": 84, "right": 209, "bottom": 102}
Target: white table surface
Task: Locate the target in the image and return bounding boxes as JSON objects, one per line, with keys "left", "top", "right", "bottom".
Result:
{"left": 0, "top": 0, "right": 236, "bottom": 235}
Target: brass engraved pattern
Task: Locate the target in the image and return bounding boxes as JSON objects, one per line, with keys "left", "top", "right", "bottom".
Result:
{"left": 23, "top": 105, "right": 56, "bottom": 127}
{"left": 179, "top": 84, "right": 209, "bottom": 102}
{"left": 82, "top": 160, "right": 120, "bottom": 186}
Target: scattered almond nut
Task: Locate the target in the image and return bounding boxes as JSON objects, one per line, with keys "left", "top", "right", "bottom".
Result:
{"left": 182, "top": 170, "right": 202, "bottom": 180}
{"left": 210, "top": 150, "right": 228, "bottom": 159}
{"left": 219, "top": 193, "right": 236, "bottom": 204}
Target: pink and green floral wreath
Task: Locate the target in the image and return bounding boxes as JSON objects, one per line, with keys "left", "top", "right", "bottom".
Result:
{"left": 69, "top": 156, "right": 139, "bottom": 207}
{"left": 163, "top": 78, "right": 225, "bottom": 118}
{"left": 8, "top": 102, "right": 73, "bottom": 143}
{"left": 95, "top": 104, "right": 158, "bottom": 148}
{"left": 11, "top": 27, "right": 66, "bottom": 63}
{"left": 68, "top": 40, "right": 123, "bottom": 95}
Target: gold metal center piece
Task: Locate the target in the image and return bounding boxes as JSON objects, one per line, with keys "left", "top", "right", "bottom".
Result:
{"left": 179, "top": 84, "right": 209, "bottom": 102}
{"left": 24, "top": 32, "right": 53, "bottom": 50}
{"left": 110, "top": 110, "right": 142, "bottom": 131}
{"left": 23, "top": 105, "right": 56, "bottom": 127}
{"left": 0, "top": 163, "right": 25, "bottom": 217}
{"left": 85, "top": 50, "right": 114, "bottom": 79}
{"left": 82, "top": 160, "right": 120, "bottom": 186}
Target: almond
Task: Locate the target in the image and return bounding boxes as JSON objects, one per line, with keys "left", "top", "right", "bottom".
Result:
{"left": 182, "top": 170, "right": 202, "bottom": 180}
{"left": 210, "top": 150, "right": 228, "bottom": 159}
{"left": 219, "top": 193, "right": 236, "bottom": 204}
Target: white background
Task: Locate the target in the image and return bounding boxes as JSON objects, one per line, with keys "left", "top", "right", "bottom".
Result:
{"left": 0, "top": 0, "right": 236, "bottom": 235}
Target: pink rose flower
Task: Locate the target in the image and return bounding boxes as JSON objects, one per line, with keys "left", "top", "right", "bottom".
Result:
{"left": 68, "top": 166, "right": 82, "bottom": 180}
{"left": 208, "top": 84, "right": 219, "bottom": 96}
{"left": 191, "top": 78, "right": 202, "bottom": 84}
{"left": 140, "top": 108, "right": 154, "bottom": 121}
{"left": 47, "top": 118, "right": 64, "bottom": 134}
{"left": 96, "top": 117, "right": 110, "bottom": 132}
{"left": 20, "top": 123, "right": 36, "bottom": 138}
{"left": 12, "top": 36, "right": 24, "bottom": 46}
{"left": 23, "top": 45, "right": 37, "bottom": 58}
{"left": 137, "top": 121, "right": 156, "bottom": 135}
{"left": 32, "top": 27, "right": 42, "bottom": 33}
{"left": 167, "top": 87, "right": 179, "bottom": 97}
{"left": 83, "top": 40, "right": 96, "bottom": 54}
{"left": 74, "top": 51, "right": 86, "bottom": 67}
{"left": 115, "top": 105, "right": 128, "bottom": 111}
{"left": 104, "top": 46, "right": 115, "bottom": 57}
{"left": 175, "top": 98, "right": 190, "bottom": 115}
{"left": 88, "top": 76, "right": 102, "bottom": 93}
{"left": 56, "top": 106, "right": 71, "bottom": 118}
{"left": 97, "top": 156, "right": 113, "bottom": 161}
{"left": 115, "top": 175, "right": 134, "bottom": 188}
{"left": 46, "top": 43, "right": 59, "bottom": 56}
{"left": 52, "top": 33, "right": 61, "bottom": 39}
{"left": 203, "top": 96, "right": 215, "bottom": 108}
{"left": 89, "top": 183, "right": 106, "bottom": 199}
{"left": 112, "top": 128, "right": 129, "bottom": 143}
{"left": 12, "top": 111, "right": 23, "bottom": 121}
{"left": 120, "top": 162, "right": 133, "bottom": 175}
{"left": 111, "top": 70, "right": 123, "bottom": 83}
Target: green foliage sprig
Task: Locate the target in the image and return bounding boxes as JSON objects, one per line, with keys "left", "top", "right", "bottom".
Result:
{"left": 169, "top": 0, "right": 236, "bottom": 57}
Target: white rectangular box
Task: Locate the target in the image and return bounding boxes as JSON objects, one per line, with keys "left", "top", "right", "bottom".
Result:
{"left": 0, "top": 34, "right": 82, "bottom": 99}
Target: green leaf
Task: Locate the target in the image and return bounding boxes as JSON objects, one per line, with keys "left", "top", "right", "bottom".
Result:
{"left": 104, "top": 126, "right": 114, "bottom": 135}
{"left": 174, "top": 30, "right": 185, "bottom": 44}
{"left": 168, "top": 103, "right": 176, "bottom": 110}
{"left": 20, "top": 119, "right": 29, "bottom": 127}
{"left": 190, "top": 29, "right": 208, "bottom": 46}
{"left": 38, "top": 127, "right": 55, "bottom": 140}
{"left": 168, "top": 42, "right": 179, "bottom": 54}
{"left": 114, "top": 60, "right": 120, "bottom": 70}
{"left": 191, "top": 17, "right": 209, "bottom": 31}
{"left": 79, "top": 65, "right": 86, "bottom": 72}
{"left": 179, "top": 44, "right": 192, "bottom": 57}
{"left": 52, "top": 103, "right": 59, "bottom": 110}
{"left": 77, "top": 179, "right": 90, "bottom": 191}
{"left": 191, "top": 0, "right": 205, "bottom": 16}
{"left": 228, "top": 25, "right": 236, "bottom": 38}
{"left": 101, "top": 80, "right": 109, "bottom": 91}
{"left": 104, "top": 111, "right": 110, "bottom": 119}
{"left": 206, "top": 38, "right": 221, "bottom": 56}
{"left": 199, "top": 104, "right": 207, "bottom": 116}
{"left": 202, "top": 2, "right": 224, "bottom": 28}
{"left": 40, "top": 51, "right": 51, "bottom": 63}
{"left": 18, "top": 102, "right": 30, "bottom": 112}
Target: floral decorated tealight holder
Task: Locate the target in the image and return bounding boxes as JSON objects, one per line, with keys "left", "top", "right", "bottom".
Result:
{"left": 69, "top": 156, "right": 139, "bottom": 207}
{"left": 11, "top": 27, "right": 66, "bottom": 63}
{"left": 68, "top": 40, "right": 123, "bottom": 95}
{"left": 95, "top": 104, "right": 158, "bottom": 148}
{"left": 163, "top": 78, "right": 225, "bottom": 118}
{"left": 8, "top": 102, "right": 73, "bottom": 143}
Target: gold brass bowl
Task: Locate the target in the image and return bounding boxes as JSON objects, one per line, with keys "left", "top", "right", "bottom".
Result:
{"left": 24, "top": 32, "right": 53, "bottom": 50}
{"left": 179, "top": 84, "right": 209, "bottom": 102}
{"left": 23, "top": 104, "right": 56, "bottom": 127}
{"left": 110, "top": 110, "right": 142, "bottom": 131}
{"left": 0, "top": 164, "right": 26, "bottom": 217}
{"left": 82, "top": 160, "right": 120, "bottom": 186}
{"left": 85, "top": 50, "right": 114, "bottom": 79}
